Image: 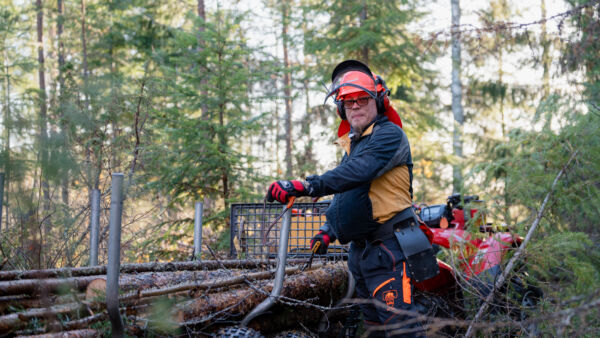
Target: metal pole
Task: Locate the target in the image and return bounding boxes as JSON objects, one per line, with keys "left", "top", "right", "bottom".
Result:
{"left": 89, "top": 189, "right": 100, "bottom": 266}
{"left": 193, "top": 202, "right": 203, "bottom": 260}
{"left": 0, "top": 173, "right": 4, "bottom": 232}
{"left": 106, "top": 173, "right": 124, "bottom": 337}
{"left": 242, "top": 206, "right": 292, "bottom": 326}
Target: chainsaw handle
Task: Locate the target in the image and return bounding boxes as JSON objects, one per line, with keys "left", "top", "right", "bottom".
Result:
{"left": 311, "top": 240, "right": 321, "bottom": 254}
{"left": 286, "top": 196, "right": 296, "bottom": 209}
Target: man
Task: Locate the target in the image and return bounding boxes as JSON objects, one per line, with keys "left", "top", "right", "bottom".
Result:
{"left": 267, "top": 60, "right": 435, "bottom": 337}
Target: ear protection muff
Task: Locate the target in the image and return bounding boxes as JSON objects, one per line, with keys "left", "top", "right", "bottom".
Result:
{"left": 374, "top": 75, "right": 390, "bottom": 115}
{"left": 336, "top": 99, "right": 347, "bottom": 120}
{"left": 334, "top": 75, "right": 389, "bottom": 119}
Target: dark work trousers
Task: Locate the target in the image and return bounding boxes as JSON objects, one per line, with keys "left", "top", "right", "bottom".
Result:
{"left": 348, "top": 237, "right": 424, "bottom": 338}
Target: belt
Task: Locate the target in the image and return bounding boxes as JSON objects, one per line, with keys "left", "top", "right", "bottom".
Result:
{"left": 362, "top": 208, "right": 420, "bottom": 244}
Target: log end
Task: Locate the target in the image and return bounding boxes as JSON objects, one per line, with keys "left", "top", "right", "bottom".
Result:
{"left": 85, "top": 278, "right": 106, "bottom": 301}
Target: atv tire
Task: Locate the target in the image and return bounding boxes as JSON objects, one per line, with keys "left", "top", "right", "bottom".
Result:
{"left": 214, "top": 326, "right": 264, "bottom": 338}
{"left": 272, "top": 330, "right": 314, "bottom": 338}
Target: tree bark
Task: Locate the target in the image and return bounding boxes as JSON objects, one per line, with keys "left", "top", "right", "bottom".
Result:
{"left": 2, "top": 36, "right": 11, "bottom": 230}
{"left": 197, "top": 0, "right": 208, "bottom": 118}
{"left": 450, "top": 0, "right": 464, "bottom": 194}
{"left": 0, "top": 258, "right": 307, "bottom": 280}
{"left": 117, "top": 265, "right": 316, "bottom": 303}
{"left": 0, "top": 275, "right": 102, "bottom": 297}
{"left": 19, "top": 329, "right": 98, "bottom": 337}
{"left": 282, "top": 1, "right": 293, "bottom": 177}
{"left": 360, "top": 4, "right": 368, "bottom": 63}
{"left": 0, "top": 264, "right": 344, "bottom": 335}
{"left": 541, "top": 0, "right": 550, "bottom": 122}
{"left": 36, "top": 0, "right": 50, "bottom": 270}
{"left": 0, "top": 302, "right": 87, "bottom": 333}
{"left": 57, "top": 0, "right": 69, "bottom": 206}
{"left": 176, "top": 263, "right": 348, "bottom": 324}
{"left": 0, "top": 293, "right": 83, "bottom": 312}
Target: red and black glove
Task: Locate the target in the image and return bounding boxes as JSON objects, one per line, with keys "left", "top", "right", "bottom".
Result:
{"left": 267, "top": 180, "right": 310, "bottom": 204}
{"left": 310, "top": 231, "right": 330, "bottom": 255}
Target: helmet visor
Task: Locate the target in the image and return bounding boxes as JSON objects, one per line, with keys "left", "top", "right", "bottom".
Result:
{"left": 324, "top": 67, "right": 378, "bottom": 104}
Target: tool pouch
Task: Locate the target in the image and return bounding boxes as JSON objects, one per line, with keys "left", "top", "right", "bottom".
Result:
{"left": 394, "top": 223, "right": 439, "bottom": 283}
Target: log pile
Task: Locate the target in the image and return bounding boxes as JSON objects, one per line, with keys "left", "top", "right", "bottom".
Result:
{"left": 0, "top": 259, "right": 350, "bottom": 337}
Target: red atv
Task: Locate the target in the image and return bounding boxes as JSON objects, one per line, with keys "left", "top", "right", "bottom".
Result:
{"left": 417, "top": 194, "right": 542, "bottom": 325}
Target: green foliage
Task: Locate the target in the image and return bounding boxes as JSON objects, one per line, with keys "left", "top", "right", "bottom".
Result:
{"left": 527, "top": 231, "right": 600, "bottom": 298}
{"left": 147, "top": 297, "right": 181, "bottom": 335}
{"left": 145, "top": 9, "right": 263, "bottom": 205}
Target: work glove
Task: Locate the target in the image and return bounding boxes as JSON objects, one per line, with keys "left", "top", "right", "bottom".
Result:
{"left": 266, "top": 180, "right": 311, "bottom": 204}
{"left": 310, "top": 231, "right": 330, "bottom": 255}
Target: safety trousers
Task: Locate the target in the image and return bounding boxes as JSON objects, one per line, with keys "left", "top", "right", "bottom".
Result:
{"left": 348, "top": 238, "right": 425, "bottom": 338}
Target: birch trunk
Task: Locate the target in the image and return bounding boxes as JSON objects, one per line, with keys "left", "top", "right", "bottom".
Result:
{"left": 450, "top": 0, "right": 464, "bottom": 193}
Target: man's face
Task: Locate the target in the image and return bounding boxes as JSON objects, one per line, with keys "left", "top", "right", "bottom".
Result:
{"left": 343, "top": 91, "right": 377, "bottom": 134}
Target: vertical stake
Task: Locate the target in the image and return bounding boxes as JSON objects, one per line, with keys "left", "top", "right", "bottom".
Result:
{"left": 193, "top": 202, "right": 203, "bottom": 260}
{"left": 0, "top": 173, "right": 4, "bottom": 232}
{"left": 107, "top": 173, "right": 124, "bottom": 337}
{"left": 89, "top": 189, "right": 100, "bottom": 266}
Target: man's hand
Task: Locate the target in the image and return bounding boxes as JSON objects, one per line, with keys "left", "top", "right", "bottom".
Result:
{"left": 310, "top": 231, "right": 330, "bottom": 255}
{"left": 267, "top": 180, "right": 310, "bottom": 204}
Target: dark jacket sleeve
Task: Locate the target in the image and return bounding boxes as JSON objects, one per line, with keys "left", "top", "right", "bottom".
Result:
{"left": 307, "top": 123, "right": 409, "bottom": 196}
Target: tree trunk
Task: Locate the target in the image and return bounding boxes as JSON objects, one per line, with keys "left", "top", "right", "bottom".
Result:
{"left": 0, "top": 263, "right": 345, "bottom": 335}
{"left": 57, "top": 0, "right": 69, "bottom": 206}
{"left": 541, "top": 0, "right": 549, "bottom": 98}
{"left": 0, "top": 258, "right": 306, "bottom": 280}
{"left": 2, "top": 38, "right": 11, "bottom": 230}
{"left": 175, "top": 263, "right": 348, "bottom": 325}
{"left": 20, "top": 329, "right": 98, "bottom": 338}
{"left": 450, "top": 0, "right": 464, "bottom": 194}
{"left": 359, "top": 4, "right": 368, "bottom": 63}
{"left": 282, "top": 1, "right": 293, "bottom": 177}
{"left": 0, "top": 293, "right": 83, "bottom": 312}
{"left": 197, "top": 0, "right": 208, "bottom": 119}
{"left": 36, "top": 0, "right": 50, "bottom": 270}
{"left": 0, "top": 275, "right": 103, "bottom": 297}
{"left": 0, "top": 302, "right": 87, "bottom": 333}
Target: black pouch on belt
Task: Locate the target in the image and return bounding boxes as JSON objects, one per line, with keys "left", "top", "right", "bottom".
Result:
{"left": 393, "top": 212, "right": 439, "bottom": 282}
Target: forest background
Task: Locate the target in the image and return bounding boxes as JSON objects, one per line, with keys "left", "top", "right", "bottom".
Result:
{"left": 0, "top": 0, "right": 599, "bottom": 331}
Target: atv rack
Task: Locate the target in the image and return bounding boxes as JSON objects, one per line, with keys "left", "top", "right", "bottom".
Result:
{"left": 230, "top": 201, "right": 348, "bottom": 262}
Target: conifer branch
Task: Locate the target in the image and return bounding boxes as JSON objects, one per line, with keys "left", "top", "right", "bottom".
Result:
{"left": 465, "top": 150, "right": 579, "bottom": 338}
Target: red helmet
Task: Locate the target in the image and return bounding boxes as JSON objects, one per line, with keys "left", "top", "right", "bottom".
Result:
{"left": 325, "top": 60, "right": 378, "bottom": 102}
{"left": 326, "top": 60, "right": 403, "bottom": 136}
{"left": 335, "top": 70, "right": 377, "bottom": 100}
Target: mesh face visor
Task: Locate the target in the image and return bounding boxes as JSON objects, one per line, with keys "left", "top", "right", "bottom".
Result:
{"left": 324, "top": 61, "right": 378, "bottom": 104}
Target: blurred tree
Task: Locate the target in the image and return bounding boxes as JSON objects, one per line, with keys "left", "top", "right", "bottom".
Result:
{"left": 451, "top": 0, "right": 465, "bottom": 194}
{"left": 463, "top": 0, "right": 536, "bottom": 225}
{"left": 303, "top": 0, "right": 446, "bottom": 203}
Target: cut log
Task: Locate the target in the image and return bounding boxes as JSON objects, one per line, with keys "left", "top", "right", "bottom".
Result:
{"left": 0, "top": 269, "right": 238, "bottom": 297}
{"left": 84, "top": 279, "right": 105, "bottom": 301}
{"left": 118, "top": 265, "right": 312, "bottom": 303}
{"left": 81, "top": 265, "right": 314, "bottom": 304}
{"left": 0, "top": 302, "right": 88, "bottom": 334}
{"left": 0, "top": 259, "right": 308, "bottom": 281}
{"left": 0, "top": 275, "right": 104, "bottom": 297}
{"left": 176, "top": 263, "right": 349, "bottom": 327}
{"left": 0, "top": 293, "right": 83, "bottom": 313}
{"left": 17, "top": 329, "right": 97, "bottom": 337}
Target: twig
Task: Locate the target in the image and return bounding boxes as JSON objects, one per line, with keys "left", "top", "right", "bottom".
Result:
{"left": 465, "top": 150, "right": 579, "bottom": 338}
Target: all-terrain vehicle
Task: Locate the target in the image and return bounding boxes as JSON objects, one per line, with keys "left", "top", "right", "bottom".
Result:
{"left": 418, "top": 194, "right": 542, "bottom": 326}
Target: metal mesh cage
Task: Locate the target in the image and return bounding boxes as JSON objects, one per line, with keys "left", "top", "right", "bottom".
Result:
{"left": 230, "top": 201, "right": 348, "bottom": 262}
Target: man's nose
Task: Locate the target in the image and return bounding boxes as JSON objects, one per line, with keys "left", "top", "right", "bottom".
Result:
{"left": 350, "top": 101, "right": 360, "bottom": 109}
